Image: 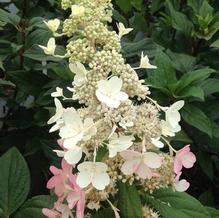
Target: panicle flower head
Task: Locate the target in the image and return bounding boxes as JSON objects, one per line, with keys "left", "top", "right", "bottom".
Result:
{"left": 44, "top": 0, "right": 197, "bottom": 217}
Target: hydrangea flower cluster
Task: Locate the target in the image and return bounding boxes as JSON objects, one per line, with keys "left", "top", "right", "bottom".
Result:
{"left": 40, "top": 0, "right": 196, "bottom": 217}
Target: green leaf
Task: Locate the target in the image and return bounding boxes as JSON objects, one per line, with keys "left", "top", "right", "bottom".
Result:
{"left": 115, "top": 0, "right": 132, "bottom": 13}
{"left": 118, "top": 182, "right": 142, "bottom": 218}
{"left": 0, "top": 147, "right": 30, "bottom": 217}
{"left": 188, "top": 0, "right": 213, "bottom": 17}
{"left": 144, "top": 188, "right": 210, "bottom": 218}
{"left": 0, "top": 9, "right": 20, "bottom": 27}
{"left": 175, "top": 68, "right": 214, "bottom": 93}
{"left": 175, "top": 86, "right": 205, "bottom": 100}
{"left": 199, "top": 191, "right": 214, "bottom": 207}
{"left": 206, "top": 207, "right": 219, "bottom": 218}
{"left": 198, "top": 152, "right": 214, "bottom": 180}
{"left": 166, "top": 0, "right": 194, "bottom": 35}
{"left": 7, "top": 70, "right": 49, "bottom": 95}
{"left": 92, "top": 208, "right": 114, "bottom": 218}
{"left": 187, "top": 0, "right": 204, "bottom": 13}
{"left": 0, "top": 79, "right": 15, "bottom": 87}
{"left": 13, "top": 195, "right": 55, "bottom": 218}
{"left": 51, "top": 65, "right": 74, "bottom": 80}
{"left": 146, "top": 51, "right": 177, "bottom": 90}
{"left": 200, "top": 78, "right": 219, "bottom": 96}
{"left": 121, "top": 38, "right": 163, "bottom": 58}
{"left": 171, "top": 130, "right": 193, "bottom": 143}
{"left": 210, "top": 39, "right": 219, "bottom": 48}
{"left": 166, "top": 50, "right": 197, "bottom": 72}
{"left": 129, "top": 12, "right": 148, "bottom": 32}
{"left": 130, "top": 0, "right": 143, "bottom": 11}
{"left": 182, "top": 104, "right": 212, "bottom": 137}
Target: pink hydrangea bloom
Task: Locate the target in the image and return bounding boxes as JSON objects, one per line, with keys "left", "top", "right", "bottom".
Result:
{"left": 174, "top": 172, "right": 190, "bottom": 192}
{"left": 120, "top": 150, "right": 162, "bottom": 179}
{"left": 45, "top": 159, "right": 85, "bottom": 218}
{"left": 174, "top": 145, "right": 196, "bottom": 174}
{"left": 43, "top": 203, "right": 74, "bottom": 218}
{"left": 67, "top": 175, "right": 85, "bottom": 218}
{"left": 47, "top": 159, "right": 72, "bottom": 197}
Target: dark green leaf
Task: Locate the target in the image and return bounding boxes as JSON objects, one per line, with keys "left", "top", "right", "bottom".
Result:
{"left": 206, "top": 207, "right": 219, "bottom": 218}
{"left": 144, "top": 188, "right": 210, "bottom": 218}
{"left": 166, "top": 0, "right": 194, "bottom": 35}
{"left": 115, "top": 0, "right": 132, "bottom": 13}
{"left": 175, "top": 68, "right": 214, "bottom": 93}
{"left": 198, "top": 152, "right": 214, "bottom": 180}
{"left": 200, "top": 78, "right": 219, "bottom": 96}
{"left": 130, "top": 0, "right": 143, "bottom": 11}
{"left": 118, "top": 182, "right": 142, "bottom": 218}
{"left": 121, "top": 38, "right": 163, "bottom": 58}
{"left": 0, "top": 147, "right": 30, "bottom": 216}
{"left": 182, "top": 104, "right": 212, "bottom": 137}
{"left": 92, "top": 208, "right": 114, "bottom": 218}
{"left": 0, "top": 8, "right": 20, "bottom": 27}
{"left": 146, "top": 51, "right": 177, "bottom": 90}
{"left": 175, "top": 86, "right": 205, "bottom": 100}
{"left": 13, "top": 195, "right": 55, "bottom": 218}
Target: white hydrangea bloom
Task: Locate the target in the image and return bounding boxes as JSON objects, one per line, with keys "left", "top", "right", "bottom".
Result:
{"left": 54, "top": 146, "right": 83, "bottom": 165}
{"left": 59, "top": 108, "right": 96, "bottom": 149}
{"left": 117, "top": 22, "right": 133, "bottom": 38}
{"left": 139, "top": 52, "right": 157, "bottom": 69}
{"left": 39, "top": 37, "right": 56, "bottom": 55}
{"left": 44, "top": 19, "right": 60, "bottom": 33}
{"left": 47, "top": 98, "right": 63, "bottom": 125}
{"left": 51, "top": 87, "right": 63, "bottom": 97}
{"left": 76, "top": 161, "right": 110, "bottom": 190}
{"left": 69, "top": 62, "right": 88, "bottom": 86}
{"left": 161, "top": 120, "right": 181, "bottom": 137}
{"left": 96, "top": 76, "right": 128, "bottom": 108}
{"left": 165, "top": 100, "right": 184, "bottom": 129}
{"left": 151, "top": 137, "right": 164, "bottom": 148}
{"left": 71, "top": 5, "right": 85, "bottom": 17}
{"left": 108, "top": 133, "right": 134, "bottom": 158}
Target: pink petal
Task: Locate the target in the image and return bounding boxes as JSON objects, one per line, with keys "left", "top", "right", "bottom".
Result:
{"left": 135, "top": 161, "right": 153, "bottom": 179}
{"left": 66, "top": 191, "right": 80, "bottom": 209}
{"left": 177, "top": 145, "right": 191, "bottom": 157}
{"left": 181, "top": 152, "right": 196, "bottom": 169}
{"left": 47, "top": 176, "right": 58, "bottom": 189}
{"left": 42, "top": 208, "right": 59, "bottom": 218}
{"left": 54, "top": 183, "right": 65, "bottom": 197}
{"left": 76, "top": 198, "right": 85, "bottom": 218}
{"left": 61, "top": 158, "right": 73, "bottom": 174}
{"left": 175, "top": 179, "right": 190, "bottom": 192}
{"left": 174, "top": 158, "right": 183, "bottom": 174}
{"left": 50, "top": 166, "right": 61, "bottom": 175}
{"left": 120, "top": 150, "right": 141, "bottom": 160}
{"left": 121, "top": 159, "right": 141, "bottom": 175}
{"left": 143, "top": 152, "right": 162, "bottom": 169}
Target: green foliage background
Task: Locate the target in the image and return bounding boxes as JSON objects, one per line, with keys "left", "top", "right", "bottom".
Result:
{"left": 0, "top": 0, "right": 219, "bottom": 217}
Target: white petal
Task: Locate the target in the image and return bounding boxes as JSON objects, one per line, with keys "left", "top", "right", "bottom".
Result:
{"left": 47, "top": 98, "right": 63, "bottom": 124}
{"left": 92, "top": 173, "right": 110, "bottom": 190}
{"left": 62, "top": 133, "right": 83, "bottom": 149}
{"left": 53, "top": 150, "right": 65, "bottom": 157}
{"left": 170, "top": 101, "right": 185, "bottom": 111}
{"left": 77, "top": 161, "right": 93, "bottom": 172}
{"left": 64, "top": 146, "right": 83, "bottom": 165}
{"left": 151, "top": 137, "right": 164, "bottom": 148}
{"left": 115, "top": 92, "right": 128, "bottom": 101}
{"left": 76, "top": 171, "right": 92, "bottom": 188}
